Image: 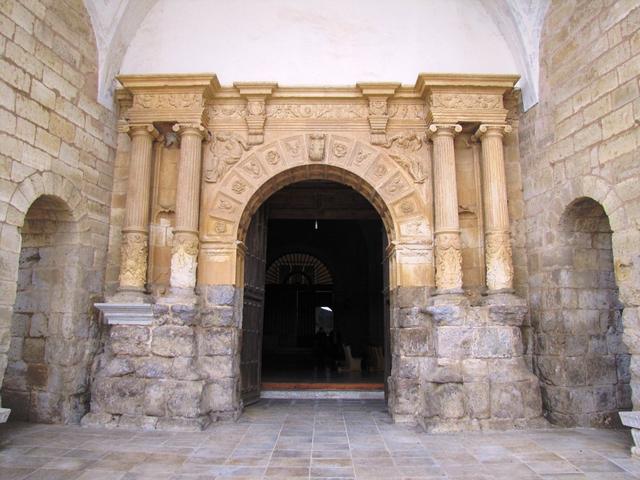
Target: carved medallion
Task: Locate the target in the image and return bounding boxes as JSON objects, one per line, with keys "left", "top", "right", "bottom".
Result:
{"left": 265, "top": 150, "right": 281, "bottom": 165}
{"left": 243, "top": 160, "right": 262, "bottom": 179}
{"left": 232, "top": 181, "right": 247, "bottom": 194}
{"left": 332, "top": 142, "right": 348, "bottom": 158}
{"left": 354, "top": 148, "right": 371, "bottom": 166}
{"left": 308, "top": 134, "right": 326, "bottom": 162}
{"left": 400, "top": 200, "right": 414, "bottom": 214}
{"left": 284, "top": 140, "right": 302, "bottom": 158}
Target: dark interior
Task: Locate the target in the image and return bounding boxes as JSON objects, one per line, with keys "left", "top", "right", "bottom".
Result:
{"left": 260, "top": 181, "right": 386, "bottom": 385}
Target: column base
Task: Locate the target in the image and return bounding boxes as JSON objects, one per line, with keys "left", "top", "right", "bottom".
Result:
{"left": 94, "top": 302, "right": 154, "bottom": 325}
{"left": 111, "top": 288, "right": 153, "bottom": 304}
{"left": 434, "top": 288, "right": 465, "bottom": 296}
{"left": 157, "top": 287, "right": 199, "bottom": 306}
{"left": 485, "top": 288, "right": 515, "bottom": 296}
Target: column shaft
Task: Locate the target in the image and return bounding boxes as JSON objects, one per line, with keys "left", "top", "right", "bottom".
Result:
{"left": 170, "top": 124, "right": 205, "bottom": 290}
{"left": 119, "top": 124, "right": 157, "bottom": 291}
{"left": 476, "top": 124, "right": 514, "bottom": 292}
{"left": 429, "top": 124, "right": 463, "bottom": 292}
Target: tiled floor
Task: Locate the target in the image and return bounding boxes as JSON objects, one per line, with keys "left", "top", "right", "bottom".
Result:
{"left": 1, "top": 399, "right": 640, "bottom": 479}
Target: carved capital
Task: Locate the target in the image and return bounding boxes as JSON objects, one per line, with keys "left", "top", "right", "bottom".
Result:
{"left": 172, "top": 123, "right": 206, "bottom": 138}
{"left": 427, "top": 123, "right": 462, "bottom": 138}
{"left": 474, "top": 124, "right": 513, "bottom": 140}
{"left": 129, "top": 123, "right": 160, "bottom": 140}
{"left": 485, "top": 230, "right": 514, "bottom": 291}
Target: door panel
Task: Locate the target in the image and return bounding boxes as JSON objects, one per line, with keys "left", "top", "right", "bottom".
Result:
{"left": 241, "top": 205, "right": 267, "bottom": 405}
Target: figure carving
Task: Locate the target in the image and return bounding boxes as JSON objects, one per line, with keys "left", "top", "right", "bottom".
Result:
{"left": 369, "top": 99, "right": 387, "bottom": 116}
{"left": 308, "top": 134, "right": 326, "bottom": 162}
{"left": 170, "top": 236, "right": 199, "bottom": 289}
{"left": 243, "top": 160, "right": 262, "bottom": 179}
{"left": 383, "top": 132, "right": 426, "bottom": 183}
{"left": 435, "top": 233, "right": 463, "bottom": 291}
{"left": 384, "top": 176, "right": 406, "bottom": 195}
{"left": 119, "top": 233, "right": 147, "bottom": 288}
{"left": 205, "top": 133, "right": 250, "bottom": 183}
{"left": 485, "top": 231, "right": 514, "bottom": 290}
{"left": 388, "top": 104, "right": 426, "bottom": 119}
{"left": 284, "top": 140, "right": 302, "bottom": 157}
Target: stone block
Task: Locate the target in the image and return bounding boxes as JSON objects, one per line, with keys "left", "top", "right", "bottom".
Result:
{"left": 394, "top": 327, "right": 432, "bottom": 356}
{"left": 201, "top": 306, "right": 236, "bottom": 328}
{"left": 94, "top": 377, "right": 144, "bottom": 415}
{"left": 389, "top": 377, "right": 420, "bottom": 416}
{"left": 395, "top": 286, "right": 428, "bottom": 308}
{"left": 151, "top": 325, "right": 194, "bottom": 357}
{"left": 436, "top": 384, "right": 465, "bottom": 419}
{"left": 491, "top": 383, "right": 523, "bottom": 419}
{"left": 197, "top": 355, "right": 235, "bottom": 380}
{"left": 424, "top": 305, "right": 466, "bottom": 326}
{"left": 586, "top": 354, "right": 618, "bottom": 385}
{"left": 423, "top": 358, "right": 462, "bottom": 383}
{"left": 23, "top": 337, "right": 44, "bottom": 362}
{"left": 118, "top": 414, "right": 158, "bottom": 431}
{"left": 135, "top": 356, "right": 172, "bottom": 379}
{"left": 101, "top": 357, "right": 134, "bottom": 377}
{"left": 465, "top": 382, "right": 490, "bottom": 419}
{"left": 472, "top": 327, "right": 521, "bottom": 358}
{"left": 144, "top": 380, "right": 166, "bottom": 417}
{"left": 171, "top": 357, "right": 201, "bottom": 380}
{"left": 197, "top": 327, "right": 236, "bottom": 356}
{"left": 398, "top": 307, "right": 426, "bottom": 328}
{"left": 26, "top": 363, "right": 47, "bottom": 388}
{"left": 110, "top": 325, "right": 150, "bottom": 356}
{"left": 437, "top": 327, "right": 473, "bottom": 359}
{"left": 394, "top": 356, "right": 420, "bottom": 379}
{"left": 206, "top": 285, "right": 236, "bottom": 306}
{"left": 170, "top": 304, "right": 198, "bottom": 326}
{"left": 201, "top": 379, "right": 236, "bottom": 413}
{"left": 156, "top": 415, "right": 210, "bottom": 431}
{"left": 166, "top": 380, "right": 204, "bottom": 418}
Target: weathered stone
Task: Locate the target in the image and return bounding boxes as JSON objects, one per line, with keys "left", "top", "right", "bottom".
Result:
{"left": 166, "top": 380, "right": 204, "bottom": 418}
{"left": 465, "top": 382, "right": 490, "bottom": 419}
{"left": 135, "top": 356, "right": 172, "bottom": 378}
{"left": 472, "top": 327, "right": 521, "bottom": 358}
{"left": 201, "top": 379, "right": 236, "bottom": 413}
{"left": 436, "top": 384, "right": 465, "bottom": 419}
{"left": 94, "top": 378, "right": 144, "bottom": 415}
{"left": 196, "top": 328, "right": 236, "bottom": 356}
{"left": 151, "top": 325, "right": 194, "bottom": 357}
{"left": 200, "top": 306, "right": 236, "bottom": 328}
{"left": 144, "top": 381, "right": 166, "bottom": 417}
{"left": 101, "top": 357, "right": 135, "bottom": 377}
{"left": 110, "top": 326, "right": 150, "bottom": 356}
{"left": 197, "top": 355, "right": 235, "bottom": 380}
{"left": 491, "top": 384, "right": 523, "bottom": 419}
{"left": 437, "top": 327, "right": 473, "bottom": 358}
{"left": 118, "top": 414, "right": 158, "bottom": 431}
{"left": 206, "top": 285, "right": 236, "bottom": 306}
{"left": 170, "top": 304, "right": 198, "bottom": 325}
{"left": 394, "top": 328, "right": 432, "bottom": 356}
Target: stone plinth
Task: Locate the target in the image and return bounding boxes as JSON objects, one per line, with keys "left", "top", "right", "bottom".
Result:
{"left": 94, "top": 303, "right": 154, "bottom": 325}
{"left": 389, "top": 291, "right": 546, "bottom": 431}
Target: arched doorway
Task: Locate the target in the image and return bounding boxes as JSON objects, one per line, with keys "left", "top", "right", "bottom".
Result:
{"left": 240, "top": 180, "right": 388, "bottom": 402}
{"left": 1, "top": 195, "right": 94, "bottom": 423}
{"left": 534, "top": 197, "right": 629, "bottom": 426}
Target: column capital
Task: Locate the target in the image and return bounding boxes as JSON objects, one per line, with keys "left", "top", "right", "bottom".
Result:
{"left": 427, "top": 123, "right": 462, "bottom": 138}
{"left": 474, "top": 124, "right": 512, "bottom": 140}
{"left": 172, "top": 123, "right": 206, "bottom": 137}
{"left": 128, "top": 123, "right": 160, "bottom": 139}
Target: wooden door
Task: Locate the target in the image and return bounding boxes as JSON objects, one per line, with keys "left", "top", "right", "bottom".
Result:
{"left": 240, "top": 205, "right": 268, "bottom": 405}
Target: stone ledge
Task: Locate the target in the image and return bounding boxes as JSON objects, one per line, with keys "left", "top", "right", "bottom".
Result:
{"left": 95, "top": 303, "right": 154, "bottom": 325}
{"left": 0, "top": 407, "right": 10, "bottom": 423}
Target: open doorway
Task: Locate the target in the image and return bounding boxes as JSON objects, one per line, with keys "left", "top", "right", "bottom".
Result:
{"left": 240, "top": 180, "right": 388, "bottom": 402}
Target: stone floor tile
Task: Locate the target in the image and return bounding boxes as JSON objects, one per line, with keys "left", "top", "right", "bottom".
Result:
{"left": 22, "top": 469, "right": 83, "bottom": 480}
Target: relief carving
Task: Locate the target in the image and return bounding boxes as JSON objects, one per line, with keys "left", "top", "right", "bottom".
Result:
{"left": 354, "top": 148, "right": 371, "bottom": 166}
{"left": 485, "top": 231, "right": 514, "bottom": 291}
{"left": 267, "top": 104, "right": 367, "bottom": 119}
{"left": 119, "top": 233, "right": 148, "bottom": 288}
{"left": 232, "top": 181, "right": 247, "bottom": 194}
{"left": 265, "top": 150, "right": 281, "bottom": 165}
{"left": 284, "top": 139, "right": 302, "bottom": 158}
{"left": 435, "top": 233, "right": 463, "bottom": 291}
{"left": 216, "top": 198, "right": 236, "bottom": 213}
{"left": 242, "top": 160, "right": 262, "bottom": 179}
{"left": 383, "top": 132, "right": 427, "bottom": 183}
{"left": 388, "top": 104, "right": 426, "bottom": 120}
{"left": 332, "top": 142, "right": 348, "bottom": 158}
{"left": 205, "top": 133, "right": 250, "bottom": 183}
{"left": 134, "top": 93, "right": 203, "bottom": 109}
{"left": 210, "top": 104, "right": 246, "bottom": 119}
{"left": 170, "top": 235, "right": 199, "bottom": 289}
{"left": 431, "top": 93, "right": 502, "bottom": 110}
{"left": 308, "top": 134, "right": 326, "bottom": 162}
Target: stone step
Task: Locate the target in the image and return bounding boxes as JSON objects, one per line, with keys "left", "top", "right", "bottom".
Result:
{"left": 260, "top": 389, "right": 384, "bottom": 400}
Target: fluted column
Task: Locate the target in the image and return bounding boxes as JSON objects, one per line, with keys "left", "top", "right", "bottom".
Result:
{"left": 118, "top": 124, "right": 158, "bottom": 292}
{"left": 428, "top": 124, "right": 463, "bottom": 293}
{"left": 170, "top": 123, "right": 206, "bottom": 291}
{"left": 475, "top": 124, "right": 514, "bottom": 292}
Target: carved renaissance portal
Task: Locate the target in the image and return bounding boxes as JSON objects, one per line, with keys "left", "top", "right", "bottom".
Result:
{"left": 89, "top": 73, "right": 544, "bottom": 432}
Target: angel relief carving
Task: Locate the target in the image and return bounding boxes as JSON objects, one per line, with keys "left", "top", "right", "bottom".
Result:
{"left": 204, "top": 133, "right": 250, "bottom": 183}
{"left": 383, "top": 132, "right": 427, "bottom": 183}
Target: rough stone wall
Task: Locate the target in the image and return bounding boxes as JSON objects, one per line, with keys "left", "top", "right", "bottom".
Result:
{"left": 520, "top": 0, "right": 640, "bottom": 425}
{"left": 0, "top": 0, "right": 117, "bottom": 422}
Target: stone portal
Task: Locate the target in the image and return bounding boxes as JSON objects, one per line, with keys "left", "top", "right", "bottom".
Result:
{"left": 86, "top": 73, "right": 545, "bottom": 431}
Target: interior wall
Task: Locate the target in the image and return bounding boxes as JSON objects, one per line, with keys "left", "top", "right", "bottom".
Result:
{"left": 520, "top": 0, "right": 640, "bottom": 419}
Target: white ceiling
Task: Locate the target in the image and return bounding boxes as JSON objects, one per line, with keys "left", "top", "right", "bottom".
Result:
{"left": 84, "top": 0, "right": 549, "bottom": 111}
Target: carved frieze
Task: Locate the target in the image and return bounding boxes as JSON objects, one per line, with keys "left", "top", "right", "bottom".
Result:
{"left": 210, "top": 104, "right": 246, "bottom": 119}
{"left": 388, "top": 103, "right": 426, "bottom": 120}
{"left": 170, "top": 235, "right": 199, "bottom": 289}
{"left": 431, "top": 93, "right": 502, "bottom": 110}
{"left": 267, "top": 104, "right": 367, "bottom": 119}
{"left": 204, "top": 133, "right": 250, "bottom": 183}
{"left": 133, "top": 93, "right": 203, "bottom": 109}
{"left": 382, "top": 131, "right": 427, "bottom": 183}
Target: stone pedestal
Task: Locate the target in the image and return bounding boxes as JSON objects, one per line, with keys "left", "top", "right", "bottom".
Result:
{"left": 389, "top": 291, "right": 546, "bottom": 431}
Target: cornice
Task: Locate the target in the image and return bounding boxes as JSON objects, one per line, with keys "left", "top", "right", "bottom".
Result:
{"left": 414, "top": 73, "right": 520, "bottom": 98}
{"left": 118, "top": 73, "right": 221, "bottom": 98}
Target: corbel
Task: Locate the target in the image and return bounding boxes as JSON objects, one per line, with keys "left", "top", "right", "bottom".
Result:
{"left": 357, "top": 82, "right": 401, "bottom": 145}
{"left": 234, "top": 82, "right": 278, "bottom": 146}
